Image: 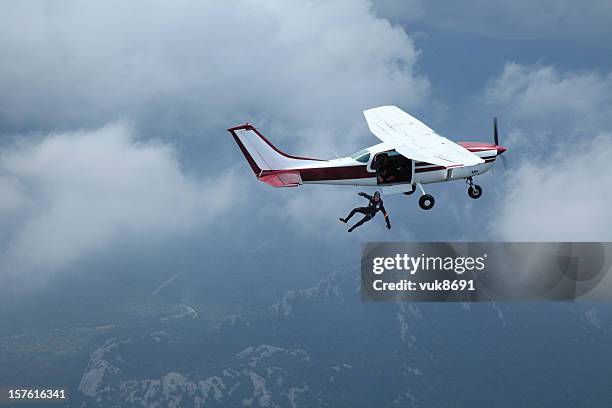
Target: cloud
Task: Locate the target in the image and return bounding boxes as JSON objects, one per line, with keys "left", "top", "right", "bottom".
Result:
{"left": 0, "top": 0, "right": 434, "bottom": 294}
{"left": 0, "top": 123, "right": 235, "bottom": 290}
{"left": 372, "top": 0, "right": 612, "bottom": 45}
{"left": 0, "top": 0, "right": 429, "bottom": 156}
{"left": 483, "top": 63, "right": 612, "bottom": 131}
{"left": 481, "top": 63, "right": 612, "bottom": 241}
{"left": 489, "top": 134, "right": 612, "bottom": 241}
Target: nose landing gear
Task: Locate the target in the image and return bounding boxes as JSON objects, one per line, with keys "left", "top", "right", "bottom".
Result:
{"left": 467, "top": 177, "right": 482, "bottom": 199}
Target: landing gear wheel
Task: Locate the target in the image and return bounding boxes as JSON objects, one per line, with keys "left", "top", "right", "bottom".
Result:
{"left": 403, "top": 185, "right": 417, "bottom": 196}
{"left": 419, "top": 194, "right": 435, "bottom": 210}
{"left": 468, "top": 185, "right": 482, "bottom": 199}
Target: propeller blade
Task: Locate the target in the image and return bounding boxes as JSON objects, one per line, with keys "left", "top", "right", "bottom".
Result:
{"left": 493, "top": 117, "right": 499, "bottom": 146}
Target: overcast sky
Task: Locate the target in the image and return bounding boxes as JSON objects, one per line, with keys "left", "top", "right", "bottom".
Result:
{"left": 1, "top": 0, "right": 611, "bottom": 294}
{"left": 373, "top": 0, "right": 612, "bottom": 46}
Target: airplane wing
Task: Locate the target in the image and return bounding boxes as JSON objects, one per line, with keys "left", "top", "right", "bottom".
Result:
{"left": 363, "top": 106, "right": 484, "bottom": 167}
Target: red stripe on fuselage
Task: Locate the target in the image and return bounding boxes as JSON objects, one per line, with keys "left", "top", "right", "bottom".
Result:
{"left": 270, "top": 161, "right": 466, "bottom": 182}
{"left": 282, "top": 155, "right": 498, "bottom": 182}
{"left": 262, "top": 165, "right": 372, "bottom": 182}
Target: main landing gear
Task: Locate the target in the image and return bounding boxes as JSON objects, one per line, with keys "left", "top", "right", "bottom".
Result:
{"left": 413, "top": 183, "right": 434, "bottom": 210}
{"left": 467, "top": 177, "right": 482, "bottom": 199}
{"left": 419, "top": 194, "right": 435, "bottom": 210}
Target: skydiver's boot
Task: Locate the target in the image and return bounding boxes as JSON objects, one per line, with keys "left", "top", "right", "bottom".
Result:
{"left": 342, "top": 209, "right": 357, "bottom": 224}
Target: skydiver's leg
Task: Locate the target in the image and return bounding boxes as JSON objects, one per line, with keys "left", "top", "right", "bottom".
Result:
{"left": 340, "top": 207, "right": 366, "bottom": 223}
{"left": 348, "top": 215, "right": 372, "bottom": 232}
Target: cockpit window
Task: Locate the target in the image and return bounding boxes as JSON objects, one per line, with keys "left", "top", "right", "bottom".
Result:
{"left": 350, "top": 149, "right": 370, "bottom": 163}
{"left": 350, "top": 149, "right": 368, "bottom": 159}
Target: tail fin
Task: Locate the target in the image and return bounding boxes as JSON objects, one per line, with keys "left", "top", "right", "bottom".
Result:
{"left": 227, "top": 124, "right": 325, "bottom": 175}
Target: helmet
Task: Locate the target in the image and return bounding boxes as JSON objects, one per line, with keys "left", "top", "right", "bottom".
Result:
{"left": 373, "top": 191, "right": 381, "bottom": 197}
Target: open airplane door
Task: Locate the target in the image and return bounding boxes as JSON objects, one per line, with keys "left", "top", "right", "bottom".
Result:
{"left": 373, "top": 151, "right": 413, "bottom": 185}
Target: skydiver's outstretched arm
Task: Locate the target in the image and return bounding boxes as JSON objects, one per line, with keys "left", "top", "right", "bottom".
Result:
{"left": 381, "top": 204, "right": 391, "bottom": 230}
{"left": 358, "top": 192, "right": 372, "bottom": 200}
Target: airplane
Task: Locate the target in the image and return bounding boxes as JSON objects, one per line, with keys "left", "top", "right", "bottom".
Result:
{"left": 227, "top": 105, "right": 507, "bottom": 210}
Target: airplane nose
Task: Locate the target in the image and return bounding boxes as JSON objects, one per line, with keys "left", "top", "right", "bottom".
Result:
{"left": 496, "top": 146, "right": 507, "bottom": 155}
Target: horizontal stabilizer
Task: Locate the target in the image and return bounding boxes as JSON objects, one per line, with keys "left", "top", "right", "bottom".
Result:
{"left": 259, "top": 170, "right": 302, "bottom": 188}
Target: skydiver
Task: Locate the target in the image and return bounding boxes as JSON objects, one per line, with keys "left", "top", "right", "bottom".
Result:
{"left": 339, "top": 191, "right": 391, "bottom": 232}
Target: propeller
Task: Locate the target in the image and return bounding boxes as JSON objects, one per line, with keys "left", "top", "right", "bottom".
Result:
{"left": 493, "top": 117, "right": 499, "bottom": 146}
{"left": 493, "top": 117, "right": 507, "bottom": 170}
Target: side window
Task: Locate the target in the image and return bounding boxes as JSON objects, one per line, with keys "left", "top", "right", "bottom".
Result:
{"left": 355, "top": 153, "right": 370, "bottom": 163}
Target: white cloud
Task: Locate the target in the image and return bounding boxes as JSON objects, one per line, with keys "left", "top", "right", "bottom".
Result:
{"left": 0, "top": 0, "right": 429, "bottom": 155}
{"left": 484, "top": 63, "right": 612, "bottom": 130}
{"left": 482, "top": 63, "right": 612, "bottom": 241}
{"left": 1, "top": 0, "right": 608, "bottom": 293}
{"left": 0, "top": 0, "right": 433, "bottom": 291}
{"left": 490, "top": 134, "right": 612, "bottom": 241}
{"left": 0, "top": 123, "right": 235, "bottom": 287}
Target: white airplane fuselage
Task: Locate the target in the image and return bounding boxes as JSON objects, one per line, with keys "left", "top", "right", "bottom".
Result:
{"left": 227, "top": 124, "right": 507, "bottom": 194}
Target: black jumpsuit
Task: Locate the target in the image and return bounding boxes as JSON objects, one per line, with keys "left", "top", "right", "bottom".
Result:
{"left": 343, "top": 193, "right": 391, "bottom": 232}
